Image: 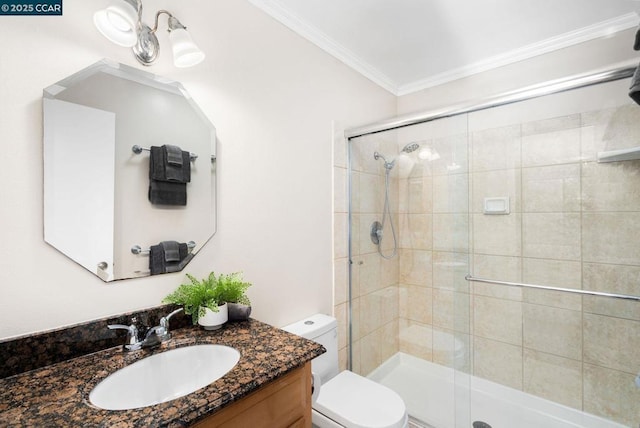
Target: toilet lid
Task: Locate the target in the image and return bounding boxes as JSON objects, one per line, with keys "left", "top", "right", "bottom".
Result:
{"left": 314, "top": 371, "right": 407, "bottom": 428}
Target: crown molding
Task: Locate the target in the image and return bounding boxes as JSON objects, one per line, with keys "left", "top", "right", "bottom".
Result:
{"left": 397, "top": 12, "right": 639, "bottom": 95}
{"left": 249, "top": 2, "right": 638, "bottom": 97}
{"left": 249, "top": 0, "right": 399, "bottom": 94}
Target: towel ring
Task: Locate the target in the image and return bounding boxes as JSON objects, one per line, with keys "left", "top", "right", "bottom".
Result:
{"left": 132, "top": 145, "right": 198, "bottom": 162}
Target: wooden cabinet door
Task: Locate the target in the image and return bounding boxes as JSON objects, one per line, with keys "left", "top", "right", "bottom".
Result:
{"left": 193, "top": 363, "right": 312, "bottom": 428}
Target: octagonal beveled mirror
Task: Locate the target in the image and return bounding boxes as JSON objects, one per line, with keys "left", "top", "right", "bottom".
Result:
{"left": 43, "top": 59, "right": 216, "bottom": 282}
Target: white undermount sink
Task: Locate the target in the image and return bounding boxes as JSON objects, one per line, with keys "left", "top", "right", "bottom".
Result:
{"left": 89, "top": 344, "right": 240, "bottom": 410}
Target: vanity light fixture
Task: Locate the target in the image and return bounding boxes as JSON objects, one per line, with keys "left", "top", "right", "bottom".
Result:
{"left": 94, "top": 0, "right": 205, "bottom": 68}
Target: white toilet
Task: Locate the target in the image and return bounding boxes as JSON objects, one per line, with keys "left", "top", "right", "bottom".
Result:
{"left": 283, "top": 314, "right": 408, "bottom": 428}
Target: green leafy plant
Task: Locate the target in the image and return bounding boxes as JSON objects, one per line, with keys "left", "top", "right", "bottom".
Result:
{"left": 162, "top": 272, "right": 251, "bottom": 325}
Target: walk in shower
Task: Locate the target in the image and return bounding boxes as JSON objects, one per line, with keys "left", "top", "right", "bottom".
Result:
{"left": 344, "top": 66, "right": 640, "bottom": 428}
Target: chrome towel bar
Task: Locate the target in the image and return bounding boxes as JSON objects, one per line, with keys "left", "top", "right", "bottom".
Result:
{"left": 131, "top": 241, "right": 196, "bottom": 255}
{"left": 465, "top": 275, "right": 640, "bottom": 302}
{"left": 132, "top": 144, "right": 198, "bottom": 162}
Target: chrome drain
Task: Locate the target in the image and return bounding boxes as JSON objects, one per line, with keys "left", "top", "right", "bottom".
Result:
{"left": 472, "top": 422, "right": 492, "bottom": 428}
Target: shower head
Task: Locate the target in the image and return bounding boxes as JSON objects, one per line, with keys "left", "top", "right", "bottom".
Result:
{"left": 374, "top": 151, "right": 395, "bottom": 170}
{"left": 402, "top": 143, "right": 420, "bottom": 153}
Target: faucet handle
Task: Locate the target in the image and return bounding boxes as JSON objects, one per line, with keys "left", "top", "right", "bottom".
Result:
{"left": 157, "top": 308, "right": 184, "bottom": 340}
{"left": 108, "top": 322, "right": 141, "bottom": 351}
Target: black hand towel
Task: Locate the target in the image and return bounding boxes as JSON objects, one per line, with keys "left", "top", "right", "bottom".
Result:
{"left": 149, "top": 145, "right": 191, "bottom": 183}
{"left": 161, "top": 241, "right": 181, "bottom": 262}
{"left": 148, "top": 181, "right": 187, "bottom": 206}
{"left": 149, "top": 242, "right": 191, "bottom": 275}
{"left": 149, "top": 243, "right": 166, "bottom": 275}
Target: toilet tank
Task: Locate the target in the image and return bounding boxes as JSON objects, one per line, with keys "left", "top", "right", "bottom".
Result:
{"left": 282, "top": 314, "right": 339, "bottom": 383}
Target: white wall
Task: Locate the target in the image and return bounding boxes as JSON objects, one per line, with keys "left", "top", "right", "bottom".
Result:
{"left": 0, "top": 0, "right": 396, "bottom": 339}
{"left": 398, "top": 28, "right": 639, "bottom": 115}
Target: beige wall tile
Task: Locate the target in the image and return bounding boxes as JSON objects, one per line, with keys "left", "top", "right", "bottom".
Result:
{"left": 399, "top": 284, "right": 432, "bottom": 324}
{"left": 358, "top": 213, "right": 379, "bottom": 255}
{"left": 338, "top": 346, "right": 348, "bottom": 372}
{"left": 472, "top": 169, "right": 521, "bottom": 213}
{"left": 434, "top": 213, "right": 470, "bottom": 253}
{"left": 359, "top": 331, "right": 381, "bottom": 376}
{"left": 433, "top": 251, "right": 469, "bottom": 293}
{"left": 399, "top": 249, "right": 433, "bottom": 287}
{"left": 360, "top": 286, "right": 399, "bottom": 337}
{"left": 399, "top": 213, "right": 432, "bottom": 250}
{"left": 522, "top": 164, "right": 580, "bottom": 212}
{"left": 401, "top": 176, "right": 433, "bottom": 214}
{"left": 433, "top": 173, "right": 469, "bottom": 213}
{"left": 380, "top": 256, "right": 399, "bottom": 289}
{"left": 522, "top": 114, "right": 580, "bottom": 136}
{"left": 359, "top": 172, "right": 383, "bottom": 214}
{"left": 472, "top": 254, "right": 522, "bottom": 300}
{"left": 335, "top": 302, "right": 348, "bottom": 350}
{"left": 350, "top": 170, "right": 362, "bottom": 214}
{"left": 350, "top": 255, "right": 361, "bottom": 299}
{"left": 583, "top": 212, "right": 640, "bottom": 265}
{"left": 350, "top": 297, "right": 361, "bottom": 341}
{"left": 432, "top": 329, "right": 470, "bottom": 371}
{"left": 334, "top": 257, "right": 348, "bottom": 305}
{"left": 474, "top": 295, "right": 522, "bottom": 345}
{"left": 523, "top": 349, "right": 582, "bottom": 409}
{"left": 583, "top": 262, "right": 640, "bottom": 321}
{"left": 582, "top": 160, "right": 640, "bottom": 212}
{"left": 522, "top": 128, "right": 581, "bottom": 167}
{"left": 433, "top": 289, "right": 470, "bottom": 334}
{"left": 523, "top": 304, "right": 582, "bottom": 360}
{"left": 583, "top": 313, "right": 640, "bottom": 374}
{"left": 399, "top": 319, "right": 433, "bottom": 361}
{"left": 431, "top": 134, "right": 469, "bottom": 176}
{"left": 350, "top": 338, "right": 362, "bottom": 375}
{"left": 334, "top": 212, "right": 348, "bottom": 259}
{"left": 350, "top": 213, "right": 361, "bottom": 256}
{"left": 474, "top": 336, "right": 523, "bottom": 390}
{"left": 358, "top": 252, "right": 381, "bottom": 295}
{"left": 380, "top": 320, "right": 400, "bottom": 363}
{"left": 471, "top": 125, "right": 521, "bottom": 172}
{"left": 472, "top": 213, "right": 521, "bottom": 256}
{"left": 522, "top": 258, "right": 582, "bottom": 310}
{"left": 584, "top": 363, "right": 640, "bottom": 427}
{"left": 334, "top": 166, "right": 347, "bottom": 214}
{"left": 522, "top": 213, "right": 581, "bottom": 260}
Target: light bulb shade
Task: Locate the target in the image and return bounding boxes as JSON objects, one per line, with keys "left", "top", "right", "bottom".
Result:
{"left": 169, "top": 28, "right": 205, "bottom": 68}
{"left": 93, "top": 0, "right": 138, "bottom": 47}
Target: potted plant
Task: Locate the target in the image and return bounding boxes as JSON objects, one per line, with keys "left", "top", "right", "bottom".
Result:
{"left": 162, "top": 272, "right": 251, "bottom": 330}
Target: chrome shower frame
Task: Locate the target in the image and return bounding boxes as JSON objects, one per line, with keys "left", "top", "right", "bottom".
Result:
{"left": 343, "top": 63, "right": 636, "bottom": 371}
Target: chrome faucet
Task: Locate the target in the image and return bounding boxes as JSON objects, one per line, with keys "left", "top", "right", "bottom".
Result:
{"left": 108, "top": 309, "right": 184, "bottom": 351}
{"left": 108, "top": 318, "right": 142, "bottom": 351}
{"left": 144, "top": 308, "right": 184, "bottom": 344}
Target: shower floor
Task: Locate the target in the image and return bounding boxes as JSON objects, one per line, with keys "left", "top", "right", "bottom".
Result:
{"left": 367, "top": 352, "right": 626, "bottom": 428}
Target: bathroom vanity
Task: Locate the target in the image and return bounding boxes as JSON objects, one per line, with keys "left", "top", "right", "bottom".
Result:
{"left": 0, "top": 318, "right": 323, "bottom": 427}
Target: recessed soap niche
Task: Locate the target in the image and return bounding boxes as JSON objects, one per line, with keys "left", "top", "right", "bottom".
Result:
{"left": 483, "top": 197, "right": 510, "bottom": 215}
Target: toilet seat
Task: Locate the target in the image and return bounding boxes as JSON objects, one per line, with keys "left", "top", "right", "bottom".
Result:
{"left": 313, "top": 371, "right": 407, "bottom": 428}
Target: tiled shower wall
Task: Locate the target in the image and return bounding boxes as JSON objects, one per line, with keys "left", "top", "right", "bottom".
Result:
{"left": 334, "top": 131, "right": 401, "bottom": 375}
{"left": 336, "top": 81, "right": 640, "bottom": 426}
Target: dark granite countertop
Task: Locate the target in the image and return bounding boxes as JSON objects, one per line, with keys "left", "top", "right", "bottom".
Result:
{"left": 0, "top": 319, "right": 324, "bottom": 427}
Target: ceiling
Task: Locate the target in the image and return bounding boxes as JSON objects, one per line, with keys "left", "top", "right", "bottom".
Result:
{"left": 249, "top": 0, "right": 640, "bottom": 95}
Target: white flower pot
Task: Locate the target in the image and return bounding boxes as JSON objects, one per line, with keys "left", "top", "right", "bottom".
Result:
{"left": 198, "top": 303, "right": 228, "bottom": 330}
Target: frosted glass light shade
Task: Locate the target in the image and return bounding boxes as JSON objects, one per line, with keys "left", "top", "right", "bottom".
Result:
{"left": 94, "top": 0, "right": 138, "bottom": 47}
{"left": 169, "top": 28, "right": 205, "bottom": 68}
